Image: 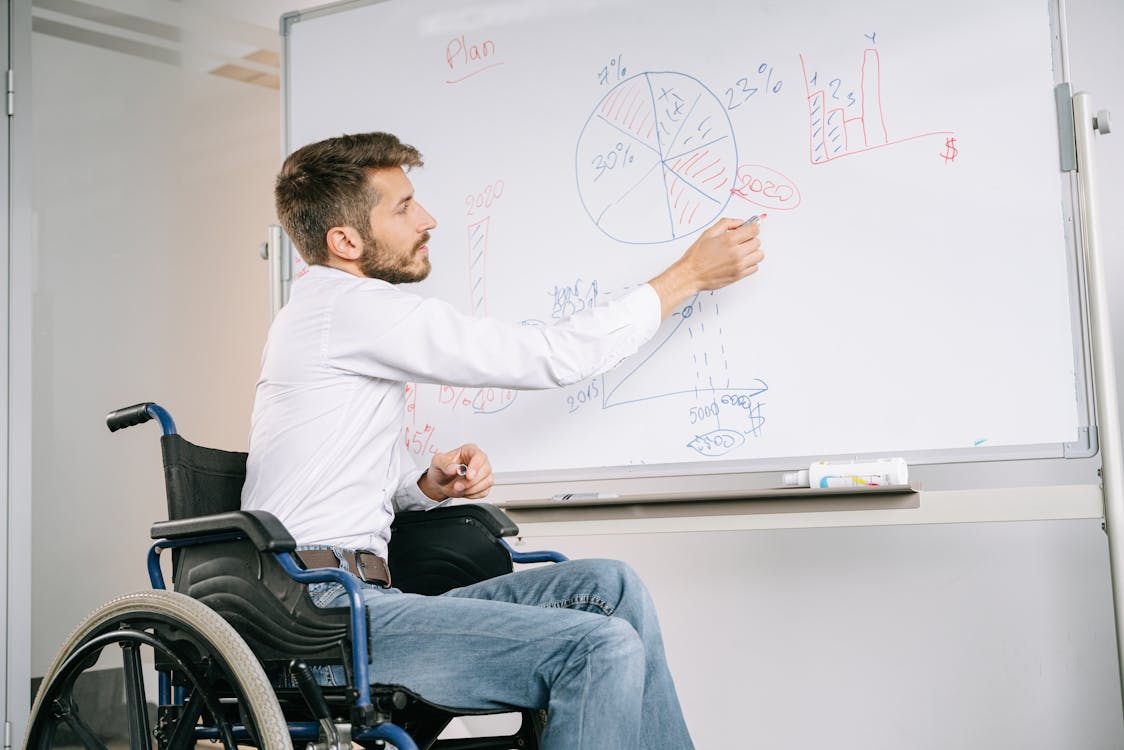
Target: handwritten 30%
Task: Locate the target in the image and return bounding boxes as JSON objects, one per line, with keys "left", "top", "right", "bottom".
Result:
{"left": 591, "top": 142, "right": 636, "bottom": 181}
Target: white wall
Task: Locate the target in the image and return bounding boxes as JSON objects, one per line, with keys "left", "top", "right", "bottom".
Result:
{"left": 518, "top": 518, "right": 1123, "bottom": 749}
{"left": 26, "top": 0, "right": 1124, "bottom": 747}
{"left": 30, "top": 32, "right": 276, "bottom": 673}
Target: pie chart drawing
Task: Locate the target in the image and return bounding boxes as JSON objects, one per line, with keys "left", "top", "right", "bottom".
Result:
{"left": 576, "top": 71, "right": 738, "bottom": 245}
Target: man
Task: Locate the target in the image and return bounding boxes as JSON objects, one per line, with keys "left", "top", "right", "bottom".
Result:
{"left": 242, "top": 132, "right": 764, "bottom": 749}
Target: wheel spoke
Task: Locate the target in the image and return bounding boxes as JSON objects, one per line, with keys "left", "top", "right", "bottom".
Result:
{"left": 201, "top": 672, "right": 241, "bottom": 750}
{"left": 120, "top": 641, "right": 152, "bottom": 750}
{"left": 165, "top": 689, "right": 205, "bottom": 750}
{"left": 50, "top": 698, "right": 108, "bottom": 750}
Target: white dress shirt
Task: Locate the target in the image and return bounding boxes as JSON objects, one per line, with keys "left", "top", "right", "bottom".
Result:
{"left": 241, "top": 264, "right": 661, "bottom": 554}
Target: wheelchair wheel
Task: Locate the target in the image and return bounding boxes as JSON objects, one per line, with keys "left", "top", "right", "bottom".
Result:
{"left": 26, "top": 589, "right": 293, "bottom": 750}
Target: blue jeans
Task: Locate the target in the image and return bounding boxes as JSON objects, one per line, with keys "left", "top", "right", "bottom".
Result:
{"left": 308, "top": 557, "right": 694, "bottom": 750}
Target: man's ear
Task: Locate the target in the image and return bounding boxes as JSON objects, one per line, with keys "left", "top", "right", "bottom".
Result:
{"left": 326, "top": 226, "right": 363, "bottom": 261}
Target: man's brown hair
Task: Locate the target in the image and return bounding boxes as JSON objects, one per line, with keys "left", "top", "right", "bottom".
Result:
{"left": 275, "top": 132, "right": 423, "bottom": 265}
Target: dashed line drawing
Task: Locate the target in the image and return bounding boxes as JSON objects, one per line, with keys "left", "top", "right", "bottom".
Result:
{"left": 592, "top": 290, "right": 768, "bottom": 456}
{"left": 600, "top": 292, "right": 762, "bottom": 407}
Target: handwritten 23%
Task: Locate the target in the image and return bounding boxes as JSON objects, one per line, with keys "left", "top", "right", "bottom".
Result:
{"left": 725, "top": 63, "right": 783, "bottom": 110}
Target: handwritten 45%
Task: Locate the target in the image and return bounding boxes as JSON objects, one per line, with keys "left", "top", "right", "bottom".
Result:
{"left": 591, "top": 142, "right": 636, "bottom": 181}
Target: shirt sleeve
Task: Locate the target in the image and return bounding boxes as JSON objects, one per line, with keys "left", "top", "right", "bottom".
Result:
{"left": 389, "top": 437, "right": 438, "bottom": 512}
{"left": 327, "top": 282, "right": 662, "bottom": 388}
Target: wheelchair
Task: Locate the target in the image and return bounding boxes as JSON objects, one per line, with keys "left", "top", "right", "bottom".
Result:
{"left": 26, "top": 402, "right": 568, "bottom": 750}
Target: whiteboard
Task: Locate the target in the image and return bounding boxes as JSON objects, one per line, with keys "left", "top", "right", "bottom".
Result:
{"left": 282, "top": 0, "right": 1091, "bottom": 480}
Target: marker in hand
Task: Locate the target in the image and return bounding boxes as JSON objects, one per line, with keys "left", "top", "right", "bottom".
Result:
{"left": 737, "top": 212, "right": 767, "bottom": 229}
{"left": 449, "top": 463, "right": 469, "bottom": 496}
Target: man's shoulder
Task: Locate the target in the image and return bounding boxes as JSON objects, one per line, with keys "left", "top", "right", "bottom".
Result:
{"left": 300, "top": 265, "right": 418, "bottom": 299}
{"left": 289, "top": 267, "right": 408, "bottom": 312}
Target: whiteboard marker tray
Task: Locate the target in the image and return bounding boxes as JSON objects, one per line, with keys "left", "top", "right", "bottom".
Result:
{"left": 497, "top": 482, "right": 921, "bottom": 511}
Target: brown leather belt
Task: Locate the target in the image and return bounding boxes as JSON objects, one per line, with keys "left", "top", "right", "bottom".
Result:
{"left": 296, "top": 548, "right": 391, "bottom": 588}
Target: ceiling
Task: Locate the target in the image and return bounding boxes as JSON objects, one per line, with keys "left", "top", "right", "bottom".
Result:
{"left": 31, "top": 0, "right": 312, "bottom": 89}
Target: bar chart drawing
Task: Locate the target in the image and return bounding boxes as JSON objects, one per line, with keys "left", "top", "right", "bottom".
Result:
{"left": 575, "top": 71, "right": 738, "bottom": 244}
{"left": 801, "top": 48, "right": 952, "bottom": 164}
{"left": 467, "top": 217, "right": 489, "bottom": 316}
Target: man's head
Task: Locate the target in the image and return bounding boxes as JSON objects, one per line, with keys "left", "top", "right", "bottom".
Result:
{"left": 275, "top": 132, "right": 437, "bottom": 283}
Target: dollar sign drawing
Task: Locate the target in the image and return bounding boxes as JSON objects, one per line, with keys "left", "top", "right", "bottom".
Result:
{"left": 941, "top": 136, "right": 959, "bottom": 163}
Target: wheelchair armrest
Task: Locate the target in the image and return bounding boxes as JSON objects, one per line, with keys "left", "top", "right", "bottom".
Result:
{"left": 151, "top": 510, "right": 296, "bottom": 552}
{"left": 391, "top": 503, "right": 518, "bottom": 537}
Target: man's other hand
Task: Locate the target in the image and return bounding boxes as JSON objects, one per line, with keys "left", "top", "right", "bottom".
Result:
{"left": 418, "top": 443, "right": 495, "bottom": 501}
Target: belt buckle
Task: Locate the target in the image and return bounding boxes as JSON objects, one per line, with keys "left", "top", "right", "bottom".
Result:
{"left": 354, "top": 550, "right": 387, "bottom": 586}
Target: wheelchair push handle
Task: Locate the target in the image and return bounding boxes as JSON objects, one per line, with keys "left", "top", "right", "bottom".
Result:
{"left": 106, "top": 402, "right": 178, "bottom": 435}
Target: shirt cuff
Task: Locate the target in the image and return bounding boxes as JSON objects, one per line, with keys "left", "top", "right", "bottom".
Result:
{"left": 392, "top": 471, "right": 440, "bottom": 512}
{"left": 631, "top": 284, "right": 663, "bottom": 339}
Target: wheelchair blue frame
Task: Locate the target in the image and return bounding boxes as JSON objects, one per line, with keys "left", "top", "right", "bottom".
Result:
{"left": 146, "top": 539, "right": 374, "bottom": 713}
{"left": 142, "top": 403, "right": 421, "bottom": 749}
{"left": 136, "top": 401, "right": 566, "bottom": 749}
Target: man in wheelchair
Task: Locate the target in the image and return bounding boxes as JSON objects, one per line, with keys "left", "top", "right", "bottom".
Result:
{"left": 237, "top": 131, "right": 765, "bottom": 748}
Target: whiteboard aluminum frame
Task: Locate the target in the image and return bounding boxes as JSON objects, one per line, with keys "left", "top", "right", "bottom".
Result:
{"left": 279, "top": 0, "right": 1099, "bottom": 485}
{"left": 1073, "top": 89, "right": 1124, "bottom": 713}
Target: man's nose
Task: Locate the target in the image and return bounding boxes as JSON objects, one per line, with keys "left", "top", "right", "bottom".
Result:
{"left": 419, "top": 204, "right": 437, "bottom": 231}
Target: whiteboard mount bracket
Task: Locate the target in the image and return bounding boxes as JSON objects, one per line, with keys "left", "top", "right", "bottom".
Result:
{"left": 1093, "top": 109, "right": 1112, "bottom": 135}
{"left": 1055, "top": 83, "right": 1077, "bottom": 172}
{"left": 1064, "top": 425, "right": 1098, "bottom": 458}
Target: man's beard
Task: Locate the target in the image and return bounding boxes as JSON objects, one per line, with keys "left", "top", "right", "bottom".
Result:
{"left": 358, "top": 231, "right": 432, "bottom": 284}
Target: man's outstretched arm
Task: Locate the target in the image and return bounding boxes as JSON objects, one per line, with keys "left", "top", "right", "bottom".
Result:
{"left": 647, "top": 216, "right": 765, "bottom": 320}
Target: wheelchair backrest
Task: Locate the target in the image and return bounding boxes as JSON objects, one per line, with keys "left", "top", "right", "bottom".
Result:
{"left": 160, "top": 433, "right": 246, "bottom": 520}
{"left": 156, "top": 433, "right": 355, "bottom": 679}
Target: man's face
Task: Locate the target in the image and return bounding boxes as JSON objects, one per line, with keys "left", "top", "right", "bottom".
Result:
{"left": 358, "top": 167, "right": 438, "bottom": 284}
